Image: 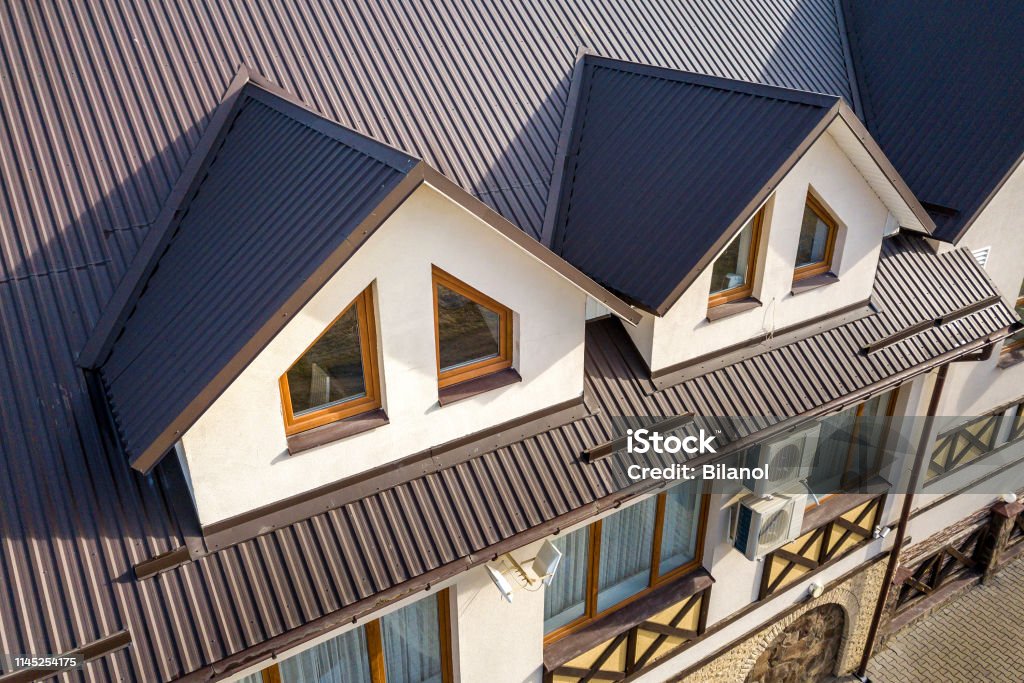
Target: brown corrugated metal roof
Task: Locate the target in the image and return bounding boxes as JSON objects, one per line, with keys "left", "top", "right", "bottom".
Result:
{"left": 551, "top": 56, "right": 839, "bottom": 311}
{"left": 1, "top": 230, "right": 1014, "bottom": 682}
{"left": 86, "top": 77, "right": 420, "bottom": 473}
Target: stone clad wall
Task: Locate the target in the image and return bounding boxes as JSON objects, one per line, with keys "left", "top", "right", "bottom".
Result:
{"left": 675, "top": 559, "right": 886, "bottom": 682}
{"left": 746, "top": 604, "right": 845, "bottom": 683}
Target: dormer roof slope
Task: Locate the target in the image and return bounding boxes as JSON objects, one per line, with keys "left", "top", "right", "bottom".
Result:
{"left": 550, "top": 55, "right": 933, "bottom": 314}
{"left": 845, "top": 0, "right": 1024, "bottom": 242}
{"left": 78, "top": 72, "right": 421, "bottom": 472}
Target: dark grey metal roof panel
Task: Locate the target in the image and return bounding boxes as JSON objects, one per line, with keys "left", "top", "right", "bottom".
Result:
{"left": 844, "top": 0, "right": 1024, "bottom": 242}
{"left": 551, "top": 56, "right": 838, "bottom": 311}
{"left": 95, "top": 89, "right": 417, "bottom": 470}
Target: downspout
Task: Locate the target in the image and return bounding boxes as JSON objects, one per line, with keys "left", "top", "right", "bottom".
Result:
{"left": 855, "top": 363, "right": 948, "bottom": 680}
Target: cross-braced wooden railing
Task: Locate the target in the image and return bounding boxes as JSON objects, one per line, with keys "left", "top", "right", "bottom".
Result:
{"left": 893, "top": 523, "right": 988, "bottom": 614}
{"left": 758, "top": 495, "right": 884, "bottom": 599}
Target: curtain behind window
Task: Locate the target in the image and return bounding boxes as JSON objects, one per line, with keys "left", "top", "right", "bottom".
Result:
{"left": 543, "top": 526, "right": 589, "bottom": 633}
{"left": 277, "top": 625, "right": 371, "bottom": 683}
{"left": 659, "top": 479, "right": 701, "bottom": 574}
{"left": 809, "top": 392, "right": 890, "bottom": 495}
{"left": 381, "top": 596, "right": 444, "bottom": 683}
{"left": 597, "top": 497, "right": 656, "bottom": 612}
{"left": 809, "top": 407, "right": 858, "bottom": 495}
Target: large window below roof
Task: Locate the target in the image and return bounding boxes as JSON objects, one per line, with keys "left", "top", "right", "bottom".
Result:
{"left": 432, "top": 266, "right": 513, "bottom": 388}
{"left": 793, "top": 194, "right": 837, "bottom": 281}
{"left": 543, "top": 479, "right": 706, "bottom": 640}
{"left": 279, "top": 286, "right": 380, "bottom": 435}
{"left": 708, "top": 207, "right": 764, "bottom": 307}
{"left": 243, "top": 591, "right": 452, "bottom": 683}
{"left": 805, "top": 391, "right": 895, "bottom": 499}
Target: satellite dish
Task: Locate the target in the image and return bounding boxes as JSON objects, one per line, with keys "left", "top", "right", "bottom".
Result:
{"left": 485, "top": 564, "right": 514, "bottom": 603}
{"left": 532, "top": 540, "right": 563, "bottom": 585}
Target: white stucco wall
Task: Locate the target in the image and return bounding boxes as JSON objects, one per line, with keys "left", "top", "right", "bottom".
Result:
{"left": 631, "top": 122, "right": 894, "bottom": 373}
{"left": 180, "top": 183, "right": 588, "bottom": 525}
{"left": 930, "top": 161, "right": 1024, "bottom": 422}
{"left": 892, "top": 157, "right": 1024, "bottom": 631}
{"left": 455, "top": 541, "right": 547, "bottom": 683}
{"left": 701, "top": 490, "right": 763, "bottom": 624}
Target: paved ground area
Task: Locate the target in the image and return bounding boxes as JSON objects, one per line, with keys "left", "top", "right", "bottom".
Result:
{"left": 868, "top": 556, "right": 1024, "bottom": 682}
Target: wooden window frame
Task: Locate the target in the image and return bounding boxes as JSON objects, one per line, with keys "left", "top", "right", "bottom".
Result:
{"left": 544, "top": 488, "right": 709, "bottom": 644}
{"left": 708, "top": 208, "right": 764, "bottom": 308}
{"left": 793, "top": 193, "right": 838, "bottom": 282}
{"left": 256, "top": 590, "right": 453, "bottom": 683}
{"left": 432, "top": 266, "right": 513, "bottom": 389}
{"left": 279, "top": 286, "right": 381, "bottom": 436}
{"left": 1002, "top": 285, "right": 1024, "bottom": 353}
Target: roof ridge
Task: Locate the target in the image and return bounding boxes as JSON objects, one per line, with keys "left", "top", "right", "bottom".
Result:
{"left": 583, "top": 54, "right": 840, "bottom": 110}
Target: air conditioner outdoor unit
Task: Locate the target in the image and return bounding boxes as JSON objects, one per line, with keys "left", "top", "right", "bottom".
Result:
{"left": 743, "top": 424, "right": 821, "bottom": 497}
{"left": 732, "top": 488, "right": 807, "bottom": 561}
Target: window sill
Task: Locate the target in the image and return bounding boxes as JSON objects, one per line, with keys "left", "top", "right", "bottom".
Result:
{"left": 287, "top": 409, "right": 389, "bottom": 454}
{"left": 437, "top": 368, "right": 521, "bottom": 406}
{"left": 543, "top": 568, "right": 713, "bottom": 671}
{"left": 791, "top": 272, "right": 839, "bottom": 296}
{"left": 998, "top": 346, "right": 1024, "bottom": 369}
{"left": 706, "top": 297, "right": 761, "bottom": 323}
{"left": 800, "top": 479, "right": 889, "bottom": 535}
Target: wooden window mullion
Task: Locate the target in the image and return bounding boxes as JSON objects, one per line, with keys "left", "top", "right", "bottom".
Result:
{"left": 793, "top": 193, "right": 838, "bottom": 281}
{"left": 279, "top": 287, "right": 381, "bottom": 435}
{"left": 649, "top": 493, "right": 666, "bottom": 584}
{"left": 366, "top": 619, "right": 387, "bottom": 683}
{"left": 708, "top": 208, "right": 763, "bottom": 307}
{"left": 432, "top": 266, "right": 514, "bottom": 388}
{"left": 586, "top": 521, "right": 602, "bottom": 619}
{"left": 438, "top": 590, "right": 454, "bottom": 683}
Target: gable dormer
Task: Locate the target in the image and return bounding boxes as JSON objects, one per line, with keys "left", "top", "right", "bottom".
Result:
{"left": 79, "top": 70, "right": 638, "bottom": 526}
{"left": 550, "top": 55, "right": 933, "bottom": 374}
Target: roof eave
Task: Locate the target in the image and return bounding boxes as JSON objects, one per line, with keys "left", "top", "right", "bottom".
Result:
{"left": 834, "top": 101, "right": 935, "bottom": 234}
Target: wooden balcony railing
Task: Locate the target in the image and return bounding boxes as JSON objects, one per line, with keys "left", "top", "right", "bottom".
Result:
{"left": 893, "top": 523, "right": 987, "bottom": 614}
